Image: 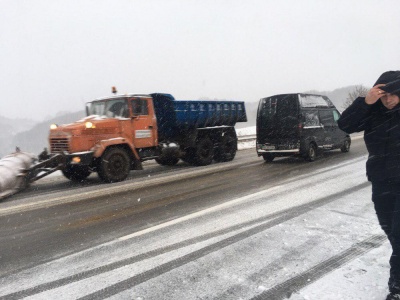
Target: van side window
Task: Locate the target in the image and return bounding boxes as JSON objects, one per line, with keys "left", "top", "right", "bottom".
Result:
{"left": 319, "top": 110, "right": 334, "bottom": 126}
{"left": 132, "top": 99, "right": 149, "bottom": 115}
{"left": 304, "top": 110, "right": 320, "bottom": 127}
{"left": 332, "top": 110, "right": 340, "bottom": 123}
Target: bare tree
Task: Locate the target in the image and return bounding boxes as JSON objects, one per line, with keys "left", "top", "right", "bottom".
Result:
{"left": 342, "top": 85, "right": 369, "bottom": 110}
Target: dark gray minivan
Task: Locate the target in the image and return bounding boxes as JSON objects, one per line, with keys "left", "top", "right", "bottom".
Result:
{"left": 256, "top": 93, "right": 351, "bottom": 162}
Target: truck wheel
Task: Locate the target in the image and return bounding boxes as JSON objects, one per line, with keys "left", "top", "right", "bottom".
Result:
{"left": 155, "top": 156, "right": 179, "bottom": 166}
{"left": 181, "top": 148, "right": 196, "bottom": 164}
{"left": 193, "top": 137, "right": 214, "bottom": 166}
{"left": 262, "top": 153, "right": 275, "bottom": 162}
{"left": 341, "top": 138, "right": 351, "bottom": 153}
{"left": 98, "top": 147, "right": 131, "bottom": 183}
{"left": 304, "top": 143, "right": 317, "bottom": 162}
{"left": 214, "top": 133, "right": 237, "bottom": 162}
{"left": 62, "top": 165, "right": 91, "bottom": 182}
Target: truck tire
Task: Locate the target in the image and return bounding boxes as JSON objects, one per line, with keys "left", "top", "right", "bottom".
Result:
{"left": 193, "top": 137, "right": 214, "bottom": 166}
{"left": 181, "top": 148, "right": 196, "bottom": 164}
{"left": 62, "top": 165, "right": 91, "bottom": 182}
{"left": 98, "top": 147, "right": 131, "bottom": 183}
{"left": 214, "top": 133, "right": 237, "bottom": 162}
{"left": 155, "top": 156, "right": 179, "bottom": 166}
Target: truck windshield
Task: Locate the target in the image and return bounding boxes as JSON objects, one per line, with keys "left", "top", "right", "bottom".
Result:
{"left": 86, "top": 98, "right": 129, "bottom": 118}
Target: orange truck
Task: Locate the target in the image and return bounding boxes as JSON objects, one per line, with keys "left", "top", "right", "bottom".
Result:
{"left": 43, "top": 92, "right": 247, "bottom": 183}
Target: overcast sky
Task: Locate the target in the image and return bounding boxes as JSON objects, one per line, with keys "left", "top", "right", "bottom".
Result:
{"left": 1, "top": 0, "right": 400, "bottom": 120}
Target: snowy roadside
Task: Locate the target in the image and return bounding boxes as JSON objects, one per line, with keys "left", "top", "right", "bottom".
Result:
{"left": 290, "top": 241, "right": 390, "bottom": 300}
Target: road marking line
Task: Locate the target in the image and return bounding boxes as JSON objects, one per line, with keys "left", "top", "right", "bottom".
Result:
{"left": 118, "top": 185, "right": 284, "bottom": 241}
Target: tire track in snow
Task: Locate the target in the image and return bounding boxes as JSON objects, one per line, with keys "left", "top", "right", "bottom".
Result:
{"left": 249, "top": 234, "right": 386, "bottom": 300}
{"left": 211, "top": 239, "right": 322, "bottom": 300}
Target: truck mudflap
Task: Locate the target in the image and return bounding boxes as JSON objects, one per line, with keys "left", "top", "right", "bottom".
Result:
{"left": 0, "top": 150, "right": 65, "bottom": 200}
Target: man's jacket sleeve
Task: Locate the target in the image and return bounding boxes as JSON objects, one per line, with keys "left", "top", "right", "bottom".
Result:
{"left": 338, "top": 97, "right": 372, "bottom": 134}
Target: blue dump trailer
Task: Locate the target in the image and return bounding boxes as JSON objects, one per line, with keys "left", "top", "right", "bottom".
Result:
{"left": 150, "top": 93, "right": 247, "bottom": 166}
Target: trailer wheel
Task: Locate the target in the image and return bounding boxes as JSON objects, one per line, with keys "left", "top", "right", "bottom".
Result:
{"left": 62, "top": 166, "right": 91, "bottom": 182}
{"left": 98, "top": 147, "right": 131, "bottom": 183}
{"left": 193, "top": 137, "right": 214, "bottom": 166}
{"left": 155, "top": 156, "right": 179, "bottom": 166}
{"left": 181, "top": 148, "right": 196, "bottom": 165}
{"left": 214, "top": 133, "right": 237, "bottom": 162}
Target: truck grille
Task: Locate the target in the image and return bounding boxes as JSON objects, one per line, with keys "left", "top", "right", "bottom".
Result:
{"left": 50, "top": 137, "right": 70, "bottom": 153}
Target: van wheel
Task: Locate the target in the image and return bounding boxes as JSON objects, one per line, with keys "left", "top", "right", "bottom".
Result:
{"left": 262, "top": 153, "right": 275, "bottom": 162}
{"left": 98, "top": 147, "right": 131, "bottom": 183}
{"left": 305, "top": 143, "right": 317, "bottom": 162}
{"left": 341, "top": 138, "right": 351, "bottom": 153}
{"left": 193, "top": 137, "right": 214, "bottom": 166}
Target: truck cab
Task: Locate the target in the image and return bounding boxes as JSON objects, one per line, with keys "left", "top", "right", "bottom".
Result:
{"left": 49, "top": 94, "right": 158, "bottom": 183}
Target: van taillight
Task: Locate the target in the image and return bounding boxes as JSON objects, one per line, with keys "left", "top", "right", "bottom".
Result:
{"left": 298, "top": 123, "right": 303, "bottom": 130}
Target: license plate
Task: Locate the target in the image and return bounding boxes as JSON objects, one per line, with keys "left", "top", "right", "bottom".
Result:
{"left": 263, "top": 145, "right": 276, "bottom": 150}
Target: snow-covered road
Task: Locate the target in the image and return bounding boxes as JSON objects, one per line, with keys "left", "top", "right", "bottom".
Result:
{"left": 0, "top": 146, "right": 389, "bottom": 300}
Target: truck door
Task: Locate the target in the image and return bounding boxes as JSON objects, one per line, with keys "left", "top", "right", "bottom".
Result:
{"left": 130, "top": 97, "right": 158, "bottom": 148}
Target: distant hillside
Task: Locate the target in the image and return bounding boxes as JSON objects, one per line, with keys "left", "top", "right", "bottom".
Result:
{"left": 0, "top": 116, "right": 37, "bottom": 157}
{"left": 5, "top": 110, "right": 85, "bottom": 157}
{"left": 304, "top": 85, "right": 367, "bottom": 111}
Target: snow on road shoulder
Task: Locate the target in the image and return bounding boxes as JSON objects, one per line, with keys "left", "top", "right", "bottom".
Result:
{"left": 290, "top": 241, "right": 390, "bottom": 300}
{"left": 236, "top": 126, "right": 256, "bottom": 150}
{"left": 236, "top": 126, "right": 256, "bottom": 137}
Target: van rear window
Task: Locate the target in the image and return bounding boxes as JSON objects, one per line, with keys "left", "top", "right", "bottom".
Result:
{"left": 299, "top": 95, "right": 330, "bottom": 108}
{"left": 258, "top": 95, "right": 298, "bottom": 118}
{"left": 257, "top": 94, "right": 298, "bottom": 128}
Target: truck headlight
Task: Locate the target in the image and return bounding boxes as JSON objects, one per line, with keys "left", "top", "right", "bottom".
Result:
{"left": 50, "top": 124, "right": 58, "bottom": 130}
{"left": 72, "top": 156, "right": 81, "bottom": 164}
{"left": 85, "top": 121, "right": 95, "bottom": 129}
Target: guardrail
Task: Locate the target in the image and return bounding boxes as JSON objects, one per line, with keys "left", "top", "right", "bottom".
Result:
{"left": 237, "top": 134, "right": 256, "bottom": 142}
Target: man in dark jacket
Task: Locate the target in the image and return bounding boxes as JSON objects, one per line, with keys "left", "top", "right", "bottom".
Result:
{"left": 338, "top": 71, "right": 400, "bottom": 300}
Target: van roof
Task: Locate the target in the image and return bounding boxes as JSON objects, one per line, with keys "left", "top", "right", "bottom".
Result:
{"left": 261, "top": 93, "right": 335, "bottom": 108}
{"left": 262, "top": 93, "right": 329, "bottom": 98}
